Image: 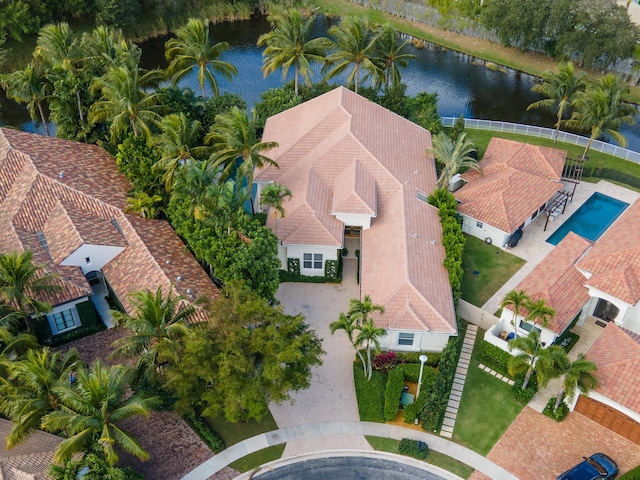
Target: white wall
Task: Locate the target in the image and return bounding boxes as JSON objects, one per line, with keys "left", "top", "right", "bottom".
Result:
{"left": 460, "top": 214, "right": 509, "bottom": 248}
{"left": 59, "top": 244, "right": 125, "bottom": 274}
{"left": 46, "top": 297, "right": 88, "bottom": 335}
{"left": 380, "top": 329, "right": 452, "bottom": 352}
{"left": 332, "top": 212, "right": 373, "bottom": 230}
{"left": 491, "top": 310, "right": 558, "bottom": 351}
{"left": 284, "top": 244, "right": 339, "bottom": 277}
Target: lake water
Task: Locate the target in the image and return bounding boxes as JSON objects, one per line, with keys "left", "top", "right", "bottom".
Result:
{"left": 4, "top": 15, "right": 640, "bottom": 152}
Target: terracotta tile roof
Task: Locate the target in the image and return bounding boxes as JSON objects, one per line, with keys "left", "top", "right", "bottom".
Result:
{"left": 577, "top": 199, "right": 640, "bottom": 305}
{"left": 0, "top": 128, "right": 219, "bottom": 315}
{"left": 507, "top": 232, "right": 592, "bottom": 333}
{"left": 586, "top": 323, "right": 640, "bottom": 414}
{"left": 332, "top": 159, "right": 376, "bottom": 215}
{"left": 454, "top": 138, "right": 566, "bottom": 233}
{"left": 0, "top": 418, "right": 61, "bottom": 479}
{"left": 257, "top": 87, "right": 456, "bottom": 334}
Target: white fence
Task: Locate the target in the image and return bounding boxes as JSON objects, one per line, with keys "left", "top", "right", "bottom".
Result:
{"left": 442, "top": 117, "right": 640, "bottom": 164}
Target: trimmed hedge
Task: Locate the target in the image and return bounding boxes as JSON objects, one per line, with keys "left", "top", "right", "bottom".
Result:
{"left": 477, "top": 340, "right": 513, "bottom": 377}
{"left": 384, "top": 368, "right": 405, "bottom": 421}
{"left": 324, "top": 259, "right": 338, "bottom": 279}
{"left": 185, "top": 412, "right": 225, "bottom": 452}
{"left": 403, "top": 367, "right": 437, "bottom": 423}
{"left": 399, "top": 438, "right": 428, "bottom": 459}
{"left": 287, "top": 258, "right": 300, "bottom": 275}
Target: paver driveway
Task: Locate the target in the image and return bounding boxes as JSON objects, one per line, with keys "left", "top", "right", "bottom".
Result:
{"left": 269, "top": 258, "right": 373, "bottom": 456}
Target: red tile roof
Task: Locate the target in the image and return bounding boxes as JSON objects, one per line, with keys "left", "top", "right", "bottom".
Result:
{"left": 454, "top": 138, "right": 566, "bottom": 233}
{"left": 578, "top": 199, "right": 640, "bottom": 305}
{"left": 0, "top": 129, "right": 219, "bottom": 315}
{"left": 0, "top": 418, "right": 61, "bottom": 479}
{"left": 256, "top": 87, "right": 456, "bottom": 334}
{"left": 586, "top": 323, "right": 640, "bottom": 414}
{"left": 507, "top": 232, "right": 592, "bottom": 333}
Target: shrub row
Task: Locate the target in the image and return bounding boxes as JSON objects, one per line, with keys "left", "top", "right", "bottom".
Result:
{"left": 184, "top": 412, "right": 225, "bottom": 452}
{"left": 399, "top": 438, "right": 429, "bottom": 459}
{"left": 403, "top": 366, "right": 437, "bottom": 423}
{"left": 384, "top": 368, "right": 405, "bottom": 421}
{"left": 477, "top": 340, "right": 512, "bottom": 377}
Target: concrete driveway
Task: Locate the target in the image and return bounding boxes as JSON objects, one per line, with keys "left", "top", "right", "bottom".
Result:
{"left": 269, "top": 258, "right": 373, "bottom": 456}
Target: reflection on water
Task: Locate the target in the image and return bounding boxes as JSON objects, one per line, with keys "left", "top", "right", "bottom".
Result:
{"left": 3, "top": 15, "right": 640, "bottom": 152}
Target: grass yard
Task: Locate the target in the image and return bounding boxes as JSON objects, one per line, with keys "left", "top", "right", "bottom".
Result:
{"left": 206, "top": 412, "right": 285, "bottom": 472}
{"left": 365, "top": 436, "right": 475, "bottom": 478}
{"left": 354, "top": 363, "right": 386, "bottom": 422}
{"left": 461, "top": 234, "right": 526, "bottom": 307}
{"left": 453, "top": 331, "right": 524, "bottom": 455}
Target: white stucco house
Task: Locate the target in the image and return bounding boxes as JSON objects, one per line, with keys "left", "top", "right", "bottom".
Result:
{"left": 454, "top": 138, "right": 567, "bottom": 248}
{"left": 254, "top": 87, "right": 457, "bottom": 352}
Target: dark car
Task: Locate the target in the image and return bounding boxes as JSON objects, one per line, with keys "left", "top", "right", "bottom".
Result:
{"left": 557, "top": 453, "right": 619, "bottom": 480}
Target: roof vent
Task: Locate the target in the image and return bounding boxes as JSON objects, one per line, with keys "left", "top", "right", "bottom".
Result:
{"left": 414, "top": 170, "right": 420, "bottom": 174}
{"left": 186, "top": 289, "right": 192, "bottom": 295}
{"left": 165, "top": 260, "right": 171, "bottom": 265}
{"left": 58, "top": 171, "right": 64, "bottom": 179}
{"left": 177, "top": 276, "right": 183, "bottom": 282}
{"left": 431, "top": 239, "right": 437, "bottom": 245}
{"left": 404, "top": 180, "right": 409, "bottom": 185}
{"left": 410, "top": 233, "right": 418, "bottom": 239}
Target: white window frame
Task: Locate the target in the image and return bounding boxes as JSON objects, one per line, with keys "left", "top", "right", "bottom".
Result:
{"left": 303, "top": 253, "right": 323, "bottom": 270}
{"left": 398, "top": 332, "right": 415, "bottom": 346}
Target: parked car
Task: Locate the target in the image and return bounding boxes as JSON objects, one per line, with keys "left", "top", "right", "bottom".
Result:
{"left": 557, "top": 453, "right": 619, "bottom": 480}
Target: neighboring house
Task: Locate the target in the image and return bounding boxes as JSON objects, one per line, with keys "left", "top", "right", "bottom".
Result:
{"left": 454, "top": 138, "right": 566, "bottom": 248}
{"left": 255, "top": 86, "right": 457, "bottom": 351}
{"left": 485, "top": 232, "right": 592, "bottom": 349}
{"left": 0, "top": 418, "right": 63, "bottom": 479}
{"left": 0, "top": 128, "right": 219, "bottom": 340}
{"left": 579, "top": 323, "right": 640, "bottom": 444}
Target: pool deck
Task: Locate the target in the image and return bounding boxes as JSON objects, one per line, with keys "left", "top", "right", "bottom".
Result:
{"left": 482, "top": 180, "right": 640, "bottom": 313}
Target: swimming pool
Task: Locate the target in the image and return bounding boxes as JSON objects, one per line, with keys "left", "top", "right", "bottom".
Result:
{"left": 546, "top": 192, "right": 629, "bottom": 245}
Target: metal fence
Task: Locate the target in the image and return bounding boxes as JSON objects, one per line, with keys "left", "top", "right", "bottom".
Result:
{"left": 442, "top": 117, "right": 640, "bottom": 164}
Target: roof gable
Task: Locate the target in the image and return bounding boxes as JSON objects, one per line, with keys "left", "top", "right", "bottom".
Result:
{"left": 332, "top": 159, "right": 376, "bottom": 215}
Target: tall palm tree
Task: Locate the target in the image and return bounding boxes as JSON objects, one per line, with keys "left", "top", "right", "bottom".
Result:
{"left": 373, "top": 24, "right": 415, "bottom": 89}
{"left": 41, "top": 360, "right": 157, "bottom": 465}
{"left": 534, "top": 344, "right": 569, "bottom": 390}
{"left": 2, "top": 63, "right": 52, "bottom": 136}
{"left": 552, "top": 353, "right": 598, "bottom": 412}
{"left": 89, "top": 64, "right": 166, "bottom": 143}
{"left": 257, "top": 8, "right": 328, "bottom": 96}
{"left": 152, "top": 113, "right": 210, "bottom": 191}
{"left": 507, "top": 329, "right": 543, "bottom": 389}
{"left": 564, "top": 74, "right": 635, "bottom": 161}
{"left": 165, "top": 18, "right": 237, "bottom": 98}
{"left": 206, "top": 106, "right": 279, "bottom": 203}
{"left": 324, "top": 16, "right": 382, "bottom": 94}
{"left": 110, "top": 287, "right": 199, "bottom": 386}
{"left": 259, "top": 183, "right": 292, "bottom": 219}
{"left": 527, "top": 62, "right": 587, "bottom": 144}
{"left": 524, "top": 298, "right": 555, "bottom": 329}
{"left": 0, "top": 251, "right": 61, "bottom": 333}
{"left": 500, "top": 289, "right": 531, "bottom": 340}
{"left": 0, "top": 325, "right": 38, "bottom": 365}
{"left": 204, "top": 179, "right": 250, "bottom": 236}
{"left": 34, "top": 23, "right": 75, "bottom": 69}
{"left": 172, "top": 158, "right": 220, "bottom": 220}
{"left": 354, "top": 319, "right": 386, "bottom": 380}
{"left": 347, "top": 294, "right": 385, "bottom": 326}
{"left": 428, "top": 132, "right": 479, "bottom": 190}
{"left": 330, "top": 312, "right": 367, "bottom": 375}
{"left": 0, "top": 347, "right": 80, "bottom": 448}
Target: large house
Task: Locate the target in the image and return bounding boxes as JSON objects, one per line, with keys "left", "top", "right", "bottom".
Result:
{"left": 454, "top": 138, "right": 567, "bottom": 248}
{"left": 254, "top": 87, "right": 457, "bottom": 352}
{"left": 0, "top": 128, "right": 219, "bottom": 340}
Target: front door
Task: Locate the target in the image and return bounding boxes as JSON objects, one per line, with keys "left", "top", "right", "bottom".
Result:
{"left": 593, "top": 299, "right": 619, "bottom": 322}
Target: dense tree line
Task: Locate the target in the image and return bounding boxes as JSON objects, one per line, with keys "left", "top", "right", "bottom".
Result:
{"left": 481, "top": 0, "right": 640, "bottom": 70}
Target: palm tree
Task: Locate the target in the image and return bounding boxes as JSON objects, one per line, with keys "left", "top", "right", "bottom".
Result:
{"left": 2, "top": 63, "right": 51, "bottom": 136}
{"left": 507, "top": 329, "right": 543, "bottom": 389}
{"left": 347, "top": 294, "right": 385, "bottom": 326}
{"left": 564, "top": 74, "right": 635, "bottom": 161}
{"left": 553, "top": 353, "right": 598, "bottom": 411}
{"left": 110, "top": 287, "right": 200, "bottom": 386}
{"left": 89, "top": 64, "right": 166, "bottom": 143}
{"left": 534, "top": 344, "right": 569, "bottom": 390}
{"left": 354, "top": 319, "right": 386, "bottom": 380}
{"left": 500, "top": 289, "right": 531, "bottom": 340}
{"left": 330, "top": 312, "right": 367, "bottom": 375}
{"left": 259, "top": 183, "right": 292, "bottom": 219}
{"left": 373, "top": 24, "right": 415, "bottom": 89}
{"left": 34, "top": 23, "right": 75, "bottom": 69}
{"left": 524, "top": 298, "right": 555, "bottom": 329}
{"left": 205, "top": 106, "right": 279, "bottom": 204}
{"left": 324, "top": 16, "right": 382, "bottom": 94}
{"left": 0, "top": 325, "right": 37, "bottom": 364}
{"left": 165, "top": 18, "right": 237, "bottom": 98}
{"left": 41, "top": 360, "right": 157, "bottom": 465}
{"left": 152, "top": 113, "right": 210, "bottom": 191}
{"left": 0, "top": 347, "right": 80, "bottom": 448}
{"left": 204, "top": 179, "right": 250, "bottom": 235}
{"left": 0, "top": 251, "right": 61, "bottom": 333}
{"left": 125, "top": 191, "right": 165, "bottom": 219}
{"left": 527, "top": 62, "right": 587, "bottom": 144}
{"left": 428, "top": 132, "right": 479, "bottom": 190}
{"left": 172, "top": 158, "right": 220, "bottom": 220}
{"left": 257, "top": 8, "right": 328, "bottom": 96}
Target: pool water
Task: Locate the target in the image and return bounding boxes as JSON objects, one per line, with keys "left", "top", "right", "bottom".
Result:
{"left": 546, "top": 192, "right": 629, "bottom": 245}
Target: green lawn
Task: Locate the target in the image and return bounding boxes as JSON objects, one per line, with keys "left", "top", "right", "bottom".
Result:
{"left": 461, "top": 234, "right": 526, "bottom": 307}
{"left": 353, "top": 363, "right": 386, "bottom": 422}
{"left": 205, "top": 412, "right": 285, "bottom": 473}
{"left": 365, "top": 436, "right": 475, "bottom": 478}
{"left": 453, "top": 330, "right": 524, "bottom": 455}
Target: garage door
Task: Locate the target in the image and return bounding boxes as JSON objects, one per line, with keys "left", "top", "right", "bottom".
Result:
{"left": 576, "top": 396, "right": 640, "bottom": 444}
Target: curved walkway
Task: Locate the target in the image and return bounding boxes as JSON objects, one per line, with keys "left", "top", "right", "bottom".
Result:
{"left": 181, "top": 421, "right": 519, "bottom": 480}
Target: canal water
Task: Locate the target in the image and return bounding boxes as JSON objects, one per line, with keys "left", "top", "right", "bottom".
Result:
{"left": 4, "top": 15, "right": 640, "bottom": 152}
